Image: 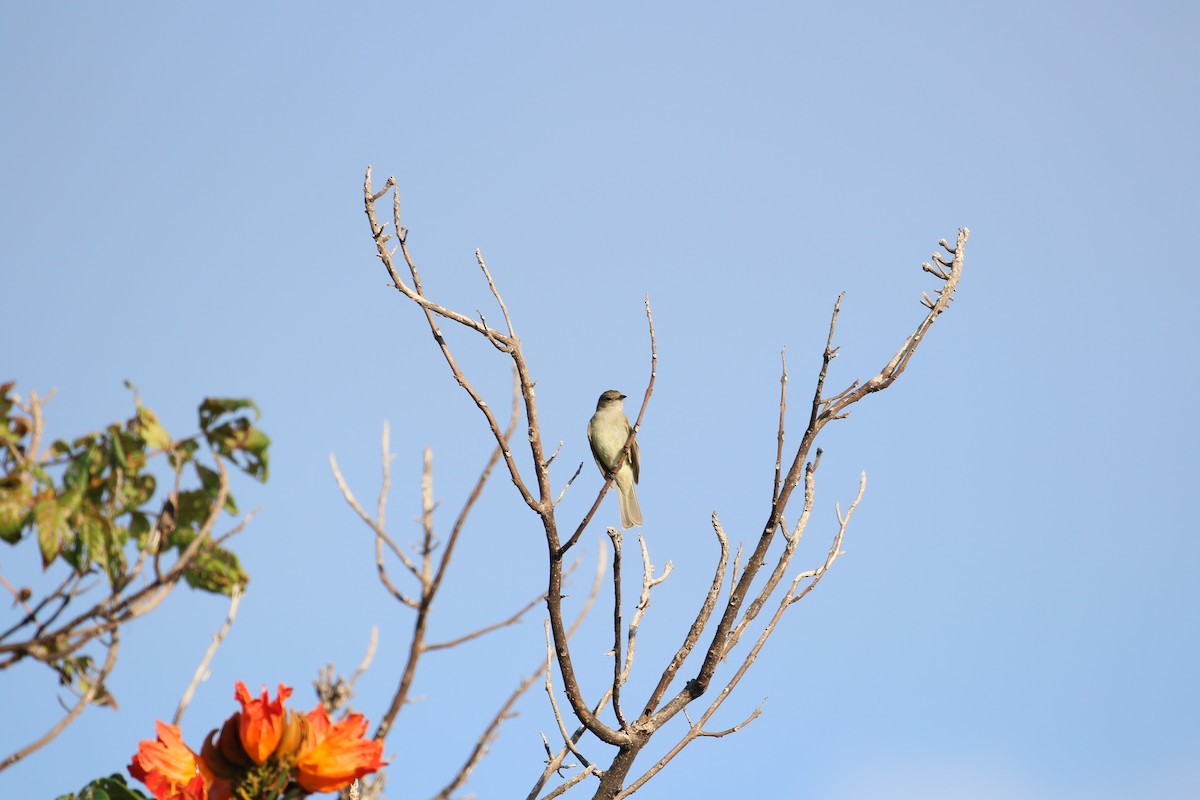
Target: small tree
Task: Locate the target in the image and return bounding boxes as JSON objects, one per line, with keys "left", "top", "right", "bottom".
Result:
{"left": 346, "top": 167, "right": 969, "bottom": 799}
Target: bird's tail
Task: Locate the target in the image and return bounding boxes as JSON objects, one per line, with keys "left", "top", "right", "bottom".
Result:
{"left": 618, "top": 479, "right": 642, "bottom": 529}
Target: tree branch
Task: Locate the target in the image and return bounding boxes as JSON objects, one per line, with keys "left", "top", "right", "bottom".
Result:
{"left": 173, "top": 585, "right": 242, "bottom": 725}
{"left": 358, "top": 175, "right": 969, "bottom": 798}
{"left": 0, "top": 630, "right": 119, "bottom": 772}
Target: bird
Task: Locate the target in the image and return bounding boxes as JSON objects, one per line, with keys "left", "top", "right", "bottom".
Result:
{"left": 587, "top": 389, "right": 642, "bottom": 529}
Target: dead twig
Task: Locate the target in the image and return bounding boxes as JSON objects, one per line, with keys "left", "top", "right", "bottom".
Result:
{"left": 0, "top": 631, "right": 119, "bottom": 771}
{"left": 173, "top": 585, "right": 242, "bottom": 725}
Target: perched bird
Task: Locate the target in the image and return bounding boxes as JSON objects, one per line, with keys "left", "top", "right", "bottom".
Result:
{"left": 587, "top": 390, "right": 642, "bottom": 529}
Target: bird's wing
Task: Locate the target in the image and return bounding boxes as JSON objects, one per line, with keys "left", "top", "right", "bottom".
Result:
{"left": 627, "top": 420, "right": 640, "bottom": 484}
{"left": 587, "top": 420, "right": 605, "bottom": 474}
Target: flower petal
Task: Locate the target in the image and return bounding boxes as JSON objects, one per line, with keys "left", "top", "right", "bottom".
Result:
{"left": 128, "top": 721, "right": 208, "bottom": 800}
{"left": 295, "top": 707, "right": 387, "bottom": 793}
{"left": 233, "top": 681, "right": 292, "bottom": 764}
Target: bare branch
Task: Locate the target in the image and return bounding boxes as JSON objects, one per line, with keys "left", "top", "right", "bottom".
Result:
{"left": 543, "top": 620, "right": 593, "bottom": 769}
{"left": 621, "top": 535, "right": 670, "bottom": 687}
{"left": 644, "top": 472, "right": 866, "bottom": 791}
{"left": 173, "top": 585, "right": 242, "bottom": 725}
{"left": 356, "top": 181, "right": 968, "bottom": 797}
{"left": 607, "top": 529, "right": 628, "bottom": 730}
{"left": 373, "top": 376, "right": 523, "bottom": 742}
{"left": 772, "top": 348, "right": 788, "bottom": 504}
{"left": 642, "top": 514, "right": 728, "bottom": 717}
{"left": 554, "top": 461, "right": 585, "bottom": 506}
{"left": 378, "top": 421, "right": 394, "bottom": 530}
{"left": 430, "top": 638, "right": 541, "bottom": 800}
{"left": 726, "top": 450, "right": 822, "bottom": 655}
{"left": 362, "top": 168, "right": 511, "bottom": 345}
{"left": 822, "top": 228, "right": 970, "bottom": 418}
{"left": 0, "top": 631, "right": 119, "bottom": 772}
{"left": 690, "top": 703, "right": 763, "bottom": 738}
{"left": 425, "top": 592, "right": 542, "bottom": 652}
{"left": 544, "top": 440, "right": 565, "bottom": 470}
{"left": 788, "top": 472, "right": 865, "bottom": 606}
{"left": 419, "top": 449, "right": 436, "bottom": 583}
{"left": 0, "top": 572, "right": 33, "bottom": 617}
{"left": 364, "top": 169, "right": 538, "bottom": 510}
{"left": 630, "top": 478, "right": 867, "bottom": 793}
{"left": 644, "top": 231, "right": 969, "bottom": 740}
{"left": 427, "top": 366, "right": 521, "bottom": 605}
{"left": 316, "top": 627, "right": 379, "bottom": 717}
{"left": 477, "top": 250, "right": 517, "bottom": 341}
{"left": 0, "top": 571, "right": 76, "bottom": 646}
{"left": 527, "top": 542, "right": 610, "bottom": 799}
{"left": 349, "top": 626, "right": 379, "bottom": 695}
{"left": 537, "top": 765, "right": 599, "bottom": 800}
{"left": 330, "top": 449, "right": 419, "bottom": 579}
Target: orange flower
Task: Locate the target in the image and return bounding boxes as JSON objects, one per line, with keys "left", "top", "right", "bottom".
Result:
{"left": 294, "top": 706, "right": 387, "bottom": 793}
{"left": 128, "top": 721, "right": 208, "bottom": 800}
{"left": 234, "top": 681, "right": 292, "bottom": 764}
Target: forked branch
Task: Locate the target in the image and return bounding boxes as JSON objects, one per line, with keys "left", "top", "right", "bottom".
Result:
{"left": 361, "top": 169, "right": 968, "bottom": 799}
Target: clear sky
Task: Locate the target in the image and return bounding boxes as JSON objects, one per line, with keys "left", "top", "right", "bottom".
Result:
{"left": 3, "top": 2, "right": 1198, "bottom": 798}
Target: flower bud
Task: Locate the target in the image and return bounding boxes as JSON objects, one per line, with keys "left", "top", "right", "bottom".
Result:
{"left": 272, "top": 708, "right": 309, "bottom": 762}
{"left": 199, "top": 728, "right": 242, "bottom": 780}
{"left": 216, "top": 712, "right": 252, "bottom": 768}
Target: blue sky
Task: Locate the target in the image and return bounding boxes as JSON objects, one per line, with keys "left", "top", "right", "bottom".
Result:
{"left": 3, "top": 2, "right": 1198, "bottom": 798}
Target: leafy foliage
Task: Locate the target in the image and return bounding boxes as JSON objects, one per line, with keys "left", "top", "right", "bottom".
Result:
{"left": 0, "top": 382, "right": 268, "bottom": 593}
{"left": 56, "top": 774, "right": 152, "bottom": 800}
{"left": 0, "top": 382, "right": 270, "bottom": 734}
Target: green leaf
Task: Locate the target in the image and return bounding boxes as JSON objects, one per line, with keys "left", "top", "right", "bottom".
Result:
{"left": 0, "top": 481, "right": 31, "bottom": 543}
{"left": 168, "top": 438, "right": 200, "bottom": 471}
{"left": 63, "top": 510, "right": 93, "bottom": 572}
{"left": 29, "top": 462, "right": 54, "bottom": 488}
{"left": 55, "top": 654, "right": 93, "bottom": 686}
{"left": 199, "top": 397, "right": 260, "bottom": 431}
{"left": 196, "top": 462, "right": 219, "bottom": 491}
{"left": 34, "top": 494, "right": 73, "bottom": 568}
{"left": 116, "top": 430, "right": 148, "bottom": 471}
{"left": 175, "top": 488, "right": 215, "bottom": 532}
{"left": 197, "top": 398, "right": 270, "bottom": 482}
{"left": 71, "top": 512, "right": 117, "bottom": 577}
{"left": 108, "top": 425, "right": 128, "bottom": 470}
{"left": 121, "top": 472, "right": 156, "bottom": 509}
{"left": 77, "top": 671, "right": 118, "bottom": 709}
{"left": 242, "top": 428, "right": 271, "bottom": 482}
{"left": 128, "top": 510, "right": 150, "bottom": 543}
{"left": 136, "top": 405, "right": 172, "bottom": 451}
{"left": 0, "top": 418, "right": 27, "bottom": 446}
{"left": 101, "top": 526, "right": 129, "bottom": 589}
{"left": 204, "top": 421, "right": 270, "bottom": 482}
{"left": 184, "top": 544, "right": 248, "bottom": 594}
{"left": 170, "top": 529, "right": 248, "bottom": 595}
{"left": 58, "top": 774, "right": 151, "bottom": 800}
{"left": 195, "top": 463, "right": 237, "bottom": 514}
{"left": 71, "top": 431, "right": 102, "bottom": 451}
{"left": 62, "top": 444, "right": 99, "bottom": 493}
